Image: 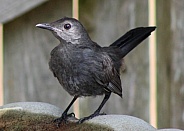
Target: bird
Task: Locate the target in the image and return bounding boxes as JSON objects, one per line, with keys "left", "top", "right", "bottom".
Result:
{"left": 36, "top": 17, "right": 156, "bottom": 124}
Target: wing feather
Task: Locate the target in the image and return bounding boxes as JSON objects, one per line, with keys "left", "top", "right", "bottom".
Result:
{"left": 94, "top": 53, "right": 122, "bottom": 97}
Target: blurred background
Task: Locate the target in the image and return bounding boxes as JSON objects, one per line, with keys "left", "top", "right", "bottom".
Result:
{"left": 0, "top": 0, "right": 183, "bottom": 129}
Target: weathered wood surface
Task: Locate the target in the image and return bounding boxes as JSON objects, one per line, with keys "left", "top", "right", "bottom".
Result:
{"left": 170, "top": 0, "right": 184, "bottom": 128}
{"left": 157, "top": 0, "right": 172, "bottom": 128}
{"left": 4, "top": 0, "right": 73, "bottom": 109}
{"left": 0, "top": 0, "right": 47, "bottom": 23}
{"left": 156, "top": 0, "right": 184, "bottom": 129}
{"left": 3, "top": 0, "right": 184, "bottom": 129}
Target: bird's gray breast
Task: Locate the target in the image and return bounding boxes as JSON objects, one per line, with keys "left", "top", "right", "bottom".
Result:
{"left": 49, "top": 45, "right": 106, "bottom": 96}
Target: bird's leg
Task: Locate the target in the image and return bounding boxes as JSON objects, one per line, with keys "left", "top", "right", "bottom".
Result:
{"left": 78, "top": 92, "right": 111, "bottom": 124}
{"left": 54, "top": 95, "right": 78, "bottom": 125}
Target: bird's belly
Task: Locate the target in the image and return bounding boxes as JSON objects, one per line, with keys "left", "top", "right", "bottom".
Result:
{"left": 57, "top": 70, "right": 105, "bottom": 97}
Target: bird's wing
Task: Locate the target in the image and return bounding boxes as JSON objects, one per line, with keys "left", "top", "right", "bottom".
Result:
{"left": 94, "top": 53, "right": 122, "bottom": 97}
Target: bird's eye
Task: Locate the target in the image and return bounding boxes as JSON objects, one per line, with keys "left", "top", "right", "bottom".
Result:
{"left": 64, "top": 23, "right": 71, "bottom": 30}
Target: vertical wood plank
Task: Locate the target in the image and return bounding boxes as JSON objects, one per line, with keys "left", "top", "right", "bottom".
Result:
{"left": 157, "top": 0, "right": 172, "bottom": 128}
{"left": 72, "top": 0, "right": 79, "bottom": 19}
{"left": 0, "top": 24, "right": 3, "bottom": 106}
{"left": 170, "top": 0, "right": 184, "bottom": 129}
{"left": 72, "top": 0, "right": 80, "bottom": 118}
{"left": 148, "top": 0, "right": 157, "bottom": 128}
{"left": 79, "top": 0, "right": 150, "bottom": 122}
{"left": 4, "top": 0, "right": 73, "bottom": 110}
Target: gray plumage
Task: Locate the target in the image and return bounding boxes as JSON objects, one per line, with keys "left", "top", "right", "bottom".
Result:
{"left": 36, "top": 17, "right": 156, "bottom": 124}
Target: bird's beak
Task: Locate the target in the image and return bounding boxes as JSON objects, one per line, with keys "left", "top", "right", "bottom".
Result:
{"left": 36, "top": 23, "right": 54, "bottom": 31}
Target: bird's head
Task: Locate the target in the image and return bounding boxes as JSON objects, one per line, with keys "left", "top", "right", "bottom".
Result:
{"left": 36, "top": 17, "right": 89, "bottom": 44}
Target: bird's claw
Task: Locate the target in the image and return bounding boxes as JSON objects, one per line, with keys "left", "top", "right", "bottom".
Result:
{"left": 65, "top": 112, "right": 75, "bottom": 117}
{"left": 53, "top": 112, "right": 75, "bottom": 127}
{"left": 53, "top": 117, "right": 65, "bottom": 127}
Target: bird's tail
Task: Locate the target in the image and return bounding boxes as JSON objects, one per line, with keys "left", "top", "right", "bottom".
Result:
{"left": 110, "top": 27, "right": 156, "bottom": 58}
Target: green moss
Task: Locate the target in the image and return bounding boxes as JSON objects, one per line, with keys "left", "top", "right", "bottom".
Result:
{"left": 0, "top": 109, "right": 113, "bottom": 131}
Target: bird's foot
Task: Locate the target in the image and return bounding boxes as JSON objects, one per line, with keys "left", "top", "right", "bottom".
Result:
{"left": 53, "top": 112, "right": 75, "bottom": 127}
{"left": 77, "top": 112, "right": 106, "bottom": 124}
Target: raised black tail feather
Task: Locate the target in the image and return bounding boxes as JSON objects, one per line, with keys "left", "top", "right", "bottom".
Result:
{"left": 110, "top": 27, "right": 156, "bottom": 58}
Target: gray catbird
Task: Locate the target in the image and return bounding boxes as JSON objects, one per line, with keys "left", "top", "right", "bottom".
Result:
{"left": 36, "top": 17, "right": 156, "bottom": 124}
